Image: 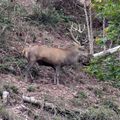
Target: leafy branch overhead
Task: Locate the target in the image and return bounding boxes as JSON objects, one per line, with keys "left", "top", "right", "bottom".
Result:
{"left": 92, "top": 0, "right": 120, "bottom": 43}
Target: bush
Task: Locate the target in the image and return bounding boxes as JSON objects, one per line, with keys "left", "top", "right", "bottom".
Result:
{"left": 94, "top": 88, "right": 103, "bottom": 98}
{"left": 80, "top": 107, "right": 120, "bottom": 120}
{"left": 92, "top": 0, "right": 120, "bottom": 44}
{"left": 0, "top": 0, "right": 27, "bottom": 48}
{"left": 27, "top": 5, "right": 72, "bottom": 26}
{"left": 71, "top": 91, "right": 88, "bottom": 107}
{"left": 0, "top": 105, "right": 10, "bottom": 120}
{"left": 103, "top": 99, "right": 120, "bottom": 114}
{"left": 86, "top": 54, "right": 120, "bottom": 83}
{"left": 27, "top": 85, "right": 36, "bottom": 92}
{"left": 0, "top": 0, "right": 27, "bottom": 26}
{"left": 0, "top": 55, "right": 27, "bottom": 75}
{"left": 3, "top": 84, "right": 19, "bottom": 94}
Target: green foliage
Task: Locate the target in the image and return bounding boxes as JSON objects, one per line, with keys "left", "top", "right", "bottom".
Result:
{"left": 0, "top": 0, "right": 12, "bottom": 26}
{"left": 94, "top": 88, "right": 103, "bottom": 98}
{"left": 75, "top": 91, "right": 87, "bottom": 99}
{"left": 105, "top": 24, "right": 119, "bottom": 42}
{"left": 103, "top": 99, "right": 120, "bottom": 114}
{"left": 0, "top": 103, "right": 23, "bottom": 120}
{"left": 27, "top": 5, "right": 72, "bottom": 26}
{"left": 0, "top": 0, "right": 27, "bottom": 48}
{"left": 0, "top": 0, "right": 27, "bottom": 26}
{"left": 0, "top": 55, "right": 27, "bottom": 74}
{"left": 95, "top": 37, "right": 107, "bottom": 46}
{"left": 71, "top": 91, "right": 87, "bottom": 107}
{"left": 92, "top": 0, "right": 120, "bottom": 19}
{"left": 10, "top": 85, "right": 19, "bottom": 94}
{"left": 112, "top": 81, "right": 120, "bottom": 89}
{"left": 92, "top": 0, "right": 120, "bottom": 43}
{"left": 86, "top": 54, "right": 120, "bottom": 82}
{"left": 0, "top": 105, "right": 10, "bottom": 120}
{"left": 90, "top": 22, "right": 120, "bottom": 87}
{"left": 27, "top": 85, "right": 36, "bottom": 92}
{"left": 81, "top": 106, "right": 119, "bottom": 120}
{"left": 53, "top": 116, "right": 61, "bottom": 120}
{"left": 0, "top": 55, "right": 40, "bottom": 79}
{"left": 3, "top": 84, "right": 19, "bottom": 94}
{"left": 14, "top": 3, "right": 27, "bottom": 16}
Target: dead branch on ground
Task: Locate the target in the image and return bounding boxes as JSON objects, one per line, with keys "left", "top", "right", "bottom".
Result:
{"left": 22, "top": 95, "right": 86, "bottom": 119}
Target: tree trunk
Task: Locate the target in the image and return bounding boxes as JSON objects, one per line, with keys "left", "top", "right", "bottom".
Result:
{"left": 84, "top": 0, "right": 94, "bottom": 54}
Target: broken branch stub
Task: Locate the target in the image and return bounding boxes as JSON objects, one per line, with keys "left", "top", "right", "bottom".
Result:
{"left": 2, "top": 91, "right": 10, "bottom": 105}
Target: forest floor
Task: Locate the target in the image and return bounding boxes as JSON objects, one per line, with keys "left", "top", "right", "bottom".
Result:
{"left": 0, "top": 68, "right": 120, "bottom": 119}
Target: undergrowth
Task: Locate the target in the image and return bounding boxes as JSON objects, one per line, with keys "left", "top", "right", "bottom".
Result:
{"left": 71, "top": 91, "right": 88, "bottom": 108}
{"left": 0, "top": 104, "right": 10, "bottom": 120}
{"left": 102, "top": 99, "right": 120, "bottom": 114}
{"left": 26, "top": 5, "right": 72, "bottom": 26}
{"left": 86, "top": 53, "right": 120, "bottom": 88}
{"left": 80, "top": 106, "right": 120, "bottom": 120}
{"left": 0, "top": 55, "right": 26, "bottom": 75}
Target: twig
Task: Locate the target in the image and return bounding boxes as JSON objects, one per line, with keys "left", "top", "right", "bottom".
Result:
{"left": 0, "top": 25, "right": 8, "bottom": 36}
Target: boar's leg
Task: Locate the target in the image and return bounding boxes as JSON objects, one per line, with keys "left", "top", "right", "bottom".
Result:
{"left": 56, "top": 67, "right": 60, "bottom": 85}
{"left": 25, "top": 61, "right": 35, "bottom": 82}
{"left": 54, "top": 66, "right": 60, "bottom": 85}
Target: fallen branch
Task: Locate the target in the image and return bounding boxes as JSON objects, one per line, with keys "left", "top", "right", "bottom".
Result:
{"left": 0, "top": 25, "right": 8, "bottom": 36}
{"left": 22, "top": 95, "right": 84, "bottom": 119}
{"left": 93, "top": 45, "right": 120, "bottom": 57}
{"left": 2, "top": 91, "right": 10, "bottom": 105}
{"left": 22, "top": 95, "right": 44, "bottom": 106}
{"left": 22, "top": 95, "right": 57, "bottom": 114}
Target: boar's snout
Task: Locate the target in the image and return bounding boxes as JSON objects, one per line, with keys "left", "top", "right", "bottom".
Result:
{"left": 79, "top": 54, "right": 93, "bottom": 66}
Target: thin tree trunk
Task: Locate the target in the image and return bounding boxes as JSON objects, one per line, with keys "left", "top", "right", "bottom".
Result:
{"left": 84, "top": 0, "right": 94, "bottom": 54}
{"left": 89, "top": 0, "right": 94, "bottom": 53}
{"left": 103, "top": 17, "right": 106, "bottom": 51}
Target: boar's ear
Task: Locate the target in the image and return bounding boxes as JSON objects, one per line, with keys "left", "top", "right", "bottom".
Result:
{"left": 21, "top": 48, "right": 29, "bottom": 58}
{"left": 21, "top": 49, "right": 25, "bottom": 57}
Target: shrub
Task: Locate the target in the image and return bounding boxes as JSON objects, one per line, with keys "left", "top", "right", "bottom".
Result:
{"left": 3, "top": 84, "right": 19, "bottom": 94}
{"left": 94, "top": 88, "right": 103, "bottom": 98}
{"left": 0, "top": 55, "right": 27, "bottom": 74}
{"left": 92, "top": 0, "right": 120, "bottom": 44}
{"left": 80, "top": 107, "right": 120, "bottom": 120}
{"left": 0, "top": 0, "right": 27, "bottom": 47}
{"left": 103, "top": 99, "right": 120, "bottom": 114}
{"left": 0, "top": 0, "right": 27, "bottom": 28}
{"left": 75, "top": 91, "right": 87, "bottom": 99}
{"left": 86, "top": 54, "right": 120, "bottom": 83}
{"left": 71, "top": 91, "right": 87, "bottom": 107}
{"left": 27, "top": 5, "right": 72, "bottom": 26}
{"left": 27, "top": 85, "right": 36, "bottom": 92}
{"left": 0, "top": 105, "right": 10, "bottom": 120}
